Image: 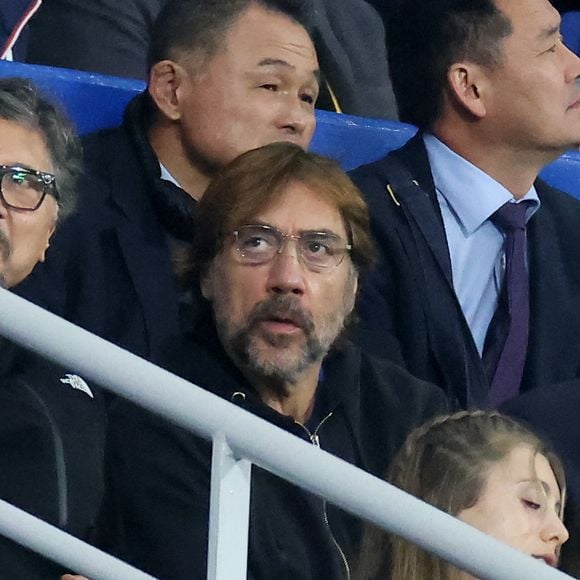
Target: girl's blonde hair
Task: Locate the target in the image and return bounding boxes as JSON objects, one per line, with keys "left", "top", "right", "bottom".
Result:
{"left": 355, "top": 410, "right": 566, "bottom": 580}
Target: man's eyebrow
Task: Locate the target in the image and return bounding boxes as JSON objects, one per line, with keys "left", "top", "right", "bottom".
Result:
{"left": 537, "top": 23, "right": 560, "bottom": 41}
{"left": 256, "top": 58, "right": 321, "bottom": 83}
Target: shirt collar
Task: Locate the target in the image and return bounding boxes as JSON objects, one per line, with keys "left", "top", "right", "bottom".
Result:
{"left": 423, "top": 134, "right": 540, "bottom": 236}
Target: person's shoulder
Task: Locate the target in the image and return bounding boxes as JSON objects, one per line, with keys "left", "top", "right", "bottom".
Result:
{"left": 348, "top": 133, "right": 425, "bottom": 199}
{"left": 348, "top": 149, "right": 398, "bottom": 188}
{"left": 359, "top": 349, "right": 448, "bottom": 415}
{"left": 81, "top": 124, "right": 136, "bottom": 173}
{"left": 0, "top": 348, "right": 105, "bottom": 441}
{"left": 533, "top": 178, "right": 580, "bottom": 245}
{"left": 536, "top": 178, "right": 580, "bottom": 215}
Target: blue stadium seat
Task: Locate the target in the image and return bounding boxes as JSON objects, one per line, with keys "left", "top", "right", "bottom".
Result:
{"left": 0, "top": 59, "right": 579, "bottom": 199}
{"left": 0, "top": 60, "right": 144, "bottom": 134}
{"left": 562, "top": 11, "right": 580, "bottom": 56}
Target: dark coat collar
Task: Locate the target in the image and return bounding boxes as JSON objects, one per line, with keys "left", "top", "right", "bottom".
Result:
{"left": 122, "top": 93, "right": 198, "bottom": 242}
{"left": 162, "top": 307, "right": 362, "bottom": 435}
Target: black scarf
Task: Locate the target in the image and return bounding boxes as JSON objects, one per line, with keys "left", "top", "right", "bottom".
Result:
{"left": 124, "top": 93, "right": 198, "bottom": 243}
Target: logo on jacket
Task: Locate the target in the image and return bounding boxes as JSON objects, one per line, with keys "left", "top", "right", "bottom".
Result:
{"left": 59, "top": 374, "right": 94, "bottom": 399}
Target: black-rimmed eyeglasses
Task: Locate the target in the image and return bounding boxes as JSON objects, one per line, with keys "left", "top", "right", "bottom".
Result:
{"left": 0, "top": 165, "right": 59, "bottom": 211}
{"left": 232, "top": 224, "right": 352, "bottom": 272}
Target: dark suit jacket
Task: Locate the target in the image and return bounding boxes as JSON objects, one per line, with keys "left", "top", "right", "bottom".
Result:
{"left": 16, "top": 94, "right": 190, "bottom": 362}
{"left": 350, "top": 134, "right": 580, "bottom": 408}
{"left": 100, "top": 315, "right": 447, "bottom": 578}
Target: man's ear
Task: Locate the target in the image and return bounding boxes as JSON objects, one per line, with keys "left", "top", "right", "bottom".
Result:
{"left": 447, "top": 62, "right": 489, "bottom": 119}
{"left": 39, "top": 222, "right": 57, "bottom": 263}
{"left": 148, "top": 60, "right": 188, "bottom": 121}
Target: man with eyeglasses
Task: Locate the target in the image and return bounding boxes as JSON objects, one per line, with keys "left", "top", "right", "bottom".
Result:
{"left": 0, "top": 78, "right": 105, "bottom": 576}
{"left": 16, "top": 0, "right": 320, "bottom": 363}
{"left": 100, "top": 142, "right": 447, "bottom": 579}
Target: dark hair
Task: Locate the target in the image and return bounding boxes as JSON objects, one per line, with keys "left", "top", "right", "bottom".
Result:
{"left": 190, "top": 141, "right": 375, "bottom": 283}
{"left": 387, "top": 0, "right": 512, "bottom": 129}
{"left": 148, "top": 0, "right": 312, "bottom": 71}
{"left": 0, "top": 77, "right": 81, "bottom": 220}
{"left": 355, "top": 410, "right": 567, "bottom": 580}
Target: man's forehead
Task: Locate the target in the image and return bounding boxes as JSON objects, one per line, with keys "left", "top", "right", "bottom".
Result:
{"left": 495, "top": 0, "right": 560, "bottom": 38}
{"left": 245, "top": 182, "right": 347, "bottom": 236}
{"left": 0, "top": 119, "right": 53, "bottom": 173}
{"left": 222, "top": 4, "right": 318, "bottom": 71}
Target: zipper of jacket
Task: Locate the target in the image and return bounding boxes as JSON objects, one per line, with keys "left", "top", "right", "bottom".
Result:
{"left": 295, "top": 413, "right": 352, "bottom": 580}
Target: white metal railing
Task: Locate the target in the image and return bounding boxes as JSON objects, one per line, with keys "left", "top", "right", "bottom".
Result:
{"left": 0, "top": 288, "right": 574, "bottom": 580}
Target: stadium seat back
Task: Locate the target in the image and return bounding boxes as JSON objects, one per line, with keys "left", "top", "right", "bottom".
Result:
{"left": 0, "top": 59, "right": 579, "bottom": 199}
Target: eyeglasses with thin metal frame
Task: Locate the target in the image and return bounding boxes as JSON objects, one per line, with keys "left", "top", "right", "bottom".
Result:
{"left": 0, "top": 165, "right": 59, "bottom": 211}
{"left": 232, "top": 224, "right": 352, "bottom": 272}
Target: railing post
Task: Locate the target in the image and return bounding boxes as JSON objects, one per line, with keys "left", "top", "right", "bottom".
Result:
{"left": 207, "top": 433, "right": 252, "bottom": 580}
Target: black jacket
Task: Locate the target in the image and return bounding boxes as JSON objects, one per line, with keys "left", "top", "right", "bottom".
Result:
{"left": 0, "top": 338, "right": 106, "bottom": 577}
{"left": 16, "top": 93, "right": 198, "bottom": 362}
{"left": 350, "top": 134, "right": 580, "bottom": 408}
{"left": 100, "top": 317, "right": 447, "bottom": 579}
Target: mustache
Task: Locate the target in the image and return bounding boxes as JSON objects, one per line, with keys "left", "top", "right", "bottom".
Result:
{"left": 247, "top": 295, "right": 315, "bottom": 334}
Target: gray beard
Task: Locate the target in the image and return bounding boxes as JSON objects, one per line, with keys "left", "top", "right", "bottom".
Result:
{"left": 216, "top": 295, "right": 339, "bottom": 397}
{"left": 228, "top": 323, "right": 325, "bottom": 391}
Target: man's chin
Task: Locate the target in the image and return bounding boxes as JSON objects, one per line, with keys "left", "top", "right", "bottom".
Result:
{"left": 260, "top": 329, "right": 305, "bottom": 349}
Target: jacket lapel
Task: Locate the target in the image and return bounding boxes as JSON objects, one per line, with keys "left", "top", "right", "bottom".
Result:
{"left": 390, "top": 135, "right": 454, "bottom": 286}
{"left": 375, "top": 136, "right": 488, "bottom": 407}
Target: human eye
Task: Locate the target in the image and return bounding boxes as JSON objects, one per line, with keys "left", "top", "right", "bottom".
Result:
{"left": 7, "top": 169, "right": 45, "bottom": 193}
{"left": 306, "top": 240, "right": 331, "bottom": 255}
{"left": 242, "top": 234, "right": 272, "bottom": 250}
{"left": 258, "top": 79, "right": 280, "bottom": 92}
{"left": 543, "top": 35, "right": 564, "bottom": 54}
{"left": 301, "top": 234, "right": 338, "bottom": 265}
{"left": 523, "top": 498, "right": 542, "bottom": 510}
{"left": 237, "top": 227, "right": 278, "bottom": 258}
{"left": 9, "top": 170, "right": 35, "bottom": 186}
{"left": 300, "top": 91, "right": 315, "bottom": 105}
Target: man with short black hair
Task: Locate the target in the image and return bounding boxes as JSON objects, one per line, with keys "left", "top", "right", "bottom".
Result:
{"left": 352, "top": 0, "right": 580, "bottom": 409}
{"left": 17, "top": 0, "right": 320, "bottom": 361}
{"left": 103, "top": 142, "right": 447, "bottom": 579}
{"left": 0, "top": 77, "right": 105, "bottom": 577}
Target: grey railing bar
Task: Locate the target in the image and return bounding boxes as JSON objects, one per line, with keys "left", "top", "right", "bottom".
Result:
{"left": 0, "top": 289, "right": 572, "bottom": 580}
{"left": 207, "top": 434, "right": 252, "bottom": 580}
{"left": 0, "top": 499, "right": 155, "bottom": 579}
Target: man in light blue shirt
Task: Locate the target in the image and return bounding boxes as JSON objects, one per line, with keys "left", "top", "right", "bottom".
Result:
{"left": 425, "top": 133, "right": 540, "bottom": 354}
{"left": 350, "top": 0, "right": 580, "bottom": 410}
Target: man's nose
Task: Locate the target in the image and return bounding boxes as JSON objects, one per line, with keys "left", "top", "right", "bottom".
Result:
{"left": 276, "top": 95, "right": 314, "bottom": 145}
{"left": 564, "top": 43, "right": 580, "bottom": 84}
{"left": 266, "top": 243, "right": 307, "bottom": 296}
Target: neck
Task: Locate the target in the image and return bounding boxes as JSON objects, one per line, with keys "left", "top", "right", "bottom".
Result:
{"left": 251, "top": 363, "right": 322, "bottom": 425}
{"left": 148, "top": 120, "right": 212, "bottom": 201}
{"left": 432, "top": 122, "right": 562, "bottom": 199}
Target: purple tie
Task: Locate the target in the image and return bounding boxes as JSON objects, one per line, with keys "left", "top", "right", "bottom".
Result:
{"left": 484, "top": 201, "right": 531, "bottom": 407}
